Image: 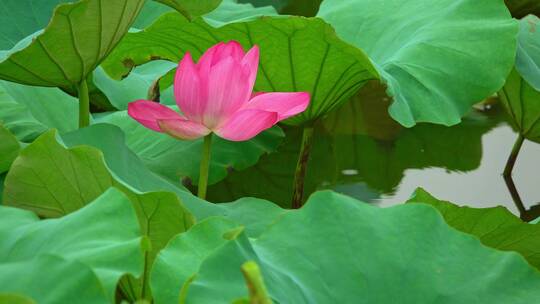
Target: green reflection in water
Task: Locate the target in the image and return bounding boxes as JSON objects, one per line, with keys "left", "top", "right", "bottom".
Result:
{"left": 205, "top": 81, "right": 504, "bottom": 208}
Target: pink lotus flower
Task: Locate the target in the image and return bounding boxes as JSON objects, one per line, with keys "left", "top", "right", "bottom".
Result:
{"left": 128, "top": 41, "right": 310, "bottom": 141}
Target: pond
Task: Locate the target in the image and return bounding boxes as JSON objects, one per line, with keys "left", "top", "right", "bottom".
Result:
{"left": 207, "top": 83, "right": 540, "bottom": 221}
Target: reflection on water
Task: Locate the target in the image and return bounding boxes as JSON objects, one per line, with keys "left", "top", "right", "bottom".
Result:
{"left": 374, "top": 123, "right": 540, "bottom": 218}
{"left": 206, "top": 82, "right": 540, "bottom": 220}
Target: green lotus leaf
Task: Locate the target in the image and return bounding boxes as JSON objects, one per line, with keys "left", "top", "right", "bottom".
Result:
{"left": 317, "top": 0, "right": 517, "bottom": 127}
{"left": 0, "top": 255, "right": 108, "bottom": 304}
{"left": 0, "top": 188, "right": 145, "bottom": 302}
{"left": 0, "top": 83, "right": 47, "bottom": 142}
{"left": 203, "top": 0, "right": 277, "bottom": 27}
{"left": 0, "top": 124, "right": 19, "bottom": 173}
{"left": 408, "top": 188, "right": 540, "bottom": 271}
{"left": 155, "top": 0, "right": 222, "bottom": 18}
{"left": 0, "top": 0, "right": 145, "bottom": 90}
{"left": 499, "top": 68, "right": 540, "bottom": 142}
{"left": 150, "top": 217, "right": 241, "bottom": 304}
{"left": 505, "top": 0, "right": 540, "bottom": 18}
{"left": 0, "top": 81, "right": 78, "bottom": 137}
{"left": 95, "top": 110, "right": 285, "bottom": 185}
{"left": 515, "top": 15, "right": 540, "bottom": 91}
{"left": 495, "top": 16, "right": 540, "bottom": 142}
{"left": 0, "top": 0, "right": 69, "bottom": 50}
{"left": 2, "top": 128, "right": 196, "bottom": 300}
{"left": 133, "top": 0, "right": 277, "bottom": 31}
{"left": 102, "top": 14, "right": 378, "bottom": 125}
{"left": 93, "top": 61, "right": 176, "bottom": 110}
{"left": 152, "top": 191, "right": 540, "bottom": 303}
{"left": 133, "top": 1, "right": 175, "bottom": 29}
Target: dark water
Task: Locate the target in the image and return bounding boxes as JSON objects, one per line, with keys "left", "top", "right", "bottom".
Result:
{"left": 206, "top": 82, "right": 540, "bottom": 221}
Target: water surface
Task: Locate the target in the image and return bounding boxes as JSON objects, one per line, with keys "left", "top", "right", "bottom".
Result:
{"left": 207, "top": 84, "right": 540, "bottom": 221}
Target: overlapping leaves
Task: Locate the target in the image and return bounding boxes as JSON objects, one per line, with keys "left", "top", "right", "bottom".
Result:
{"left": 2, "top": 128, "right": 197, "bottom": 300}
{"left": 151, "top": 191, "right": 540, "bottom": 303}
{"left": 408, "top": 188, "right": 540, "bottom": 270}
{"left": 102, "top": 13, "right": 378, "bottom": 125}
{"left": 96, "top": 111, "right": 284, "bottom": 185}
{"left": 0, "top": 188, "right": 145, "bottom": 303}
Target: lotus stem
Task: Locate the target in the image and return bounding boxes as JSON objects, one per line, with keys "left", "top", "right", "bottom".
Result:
{"left": 241, "top": 261, "right": 273, "bottom": 304}
{"left": 198, "top": 134, "right": 213, "bottom": 199}
{"left": 78, "top": 79, "right": 90, "bottom": 128}
{"left": 291, "top": 125, "right": 314, "bottom": 209}
{"left": 503, "top": 134, "right": 525, "bottom": 177}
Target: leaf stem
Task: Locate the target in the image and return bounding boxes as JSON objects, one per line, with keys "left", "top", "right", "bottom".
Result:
{"left": 198, "top": 134, "right": 213, "bottom": 199}
{"left": 78, "top": 79, "right": 90, "bottom": 128}
{"left": 503, "top": 134, "right": 525, "bottom": 177}
{"left": 291, "top": 125, "right": 314, "bottom": 209}
{"left": 241, "top": 261, "right": 273, "bottom": 304}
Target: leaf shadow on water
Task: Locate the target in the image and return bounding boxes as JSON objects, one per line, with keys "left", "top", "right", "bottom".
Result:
{"left": 205, "top": 81, "right": 503, "bottom": 208}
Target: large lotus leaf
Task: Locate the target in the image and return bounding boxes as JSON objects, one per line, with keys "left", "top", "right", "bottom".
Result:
{"left": 0, "top": 81, "right": 78, "bottom": 135}
{"left": 506, "top": 0, "right": 540, "bottom": 18}
{"left": 152, "top": 191, "right": 540, "bottom": 303}
{"left": 408, "top": 188, "right": 540, "bottom": 271}
{"left": 0, "top": 0, "right": 145, "bottom": 89}
{"left": 317, "top": 0, "right": 518, "bottom": 127}
{"left": 155, "top": 0, "right": 222, "bottom": 18}
{"left": 0, "top": 188, "right": 145, "bottom": 302}
{"left": 2, "top": 129, "right": 124, "bottom": 217}
{"left": 0, "top": 255, "right": 109, "bottom": 304}
{"left": 95, "top": 110, "right": 285, "bottom": 185}
{"left": 0, "top": 0, "right": 70, "bottom": 50}
{"left": 499, "top": 68, "right": 540, "bottom": 142}
{"left": 2, "top": 128, "right": 196, "bottom": 299}
{"left": 102, "top": 14, "right": 378, "bottom": 125}
{"left": 0, "top": 124, "right": 19, "bottom": 173}
{"left": 516, "top": 15, "right": 540, "bottom": 91}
